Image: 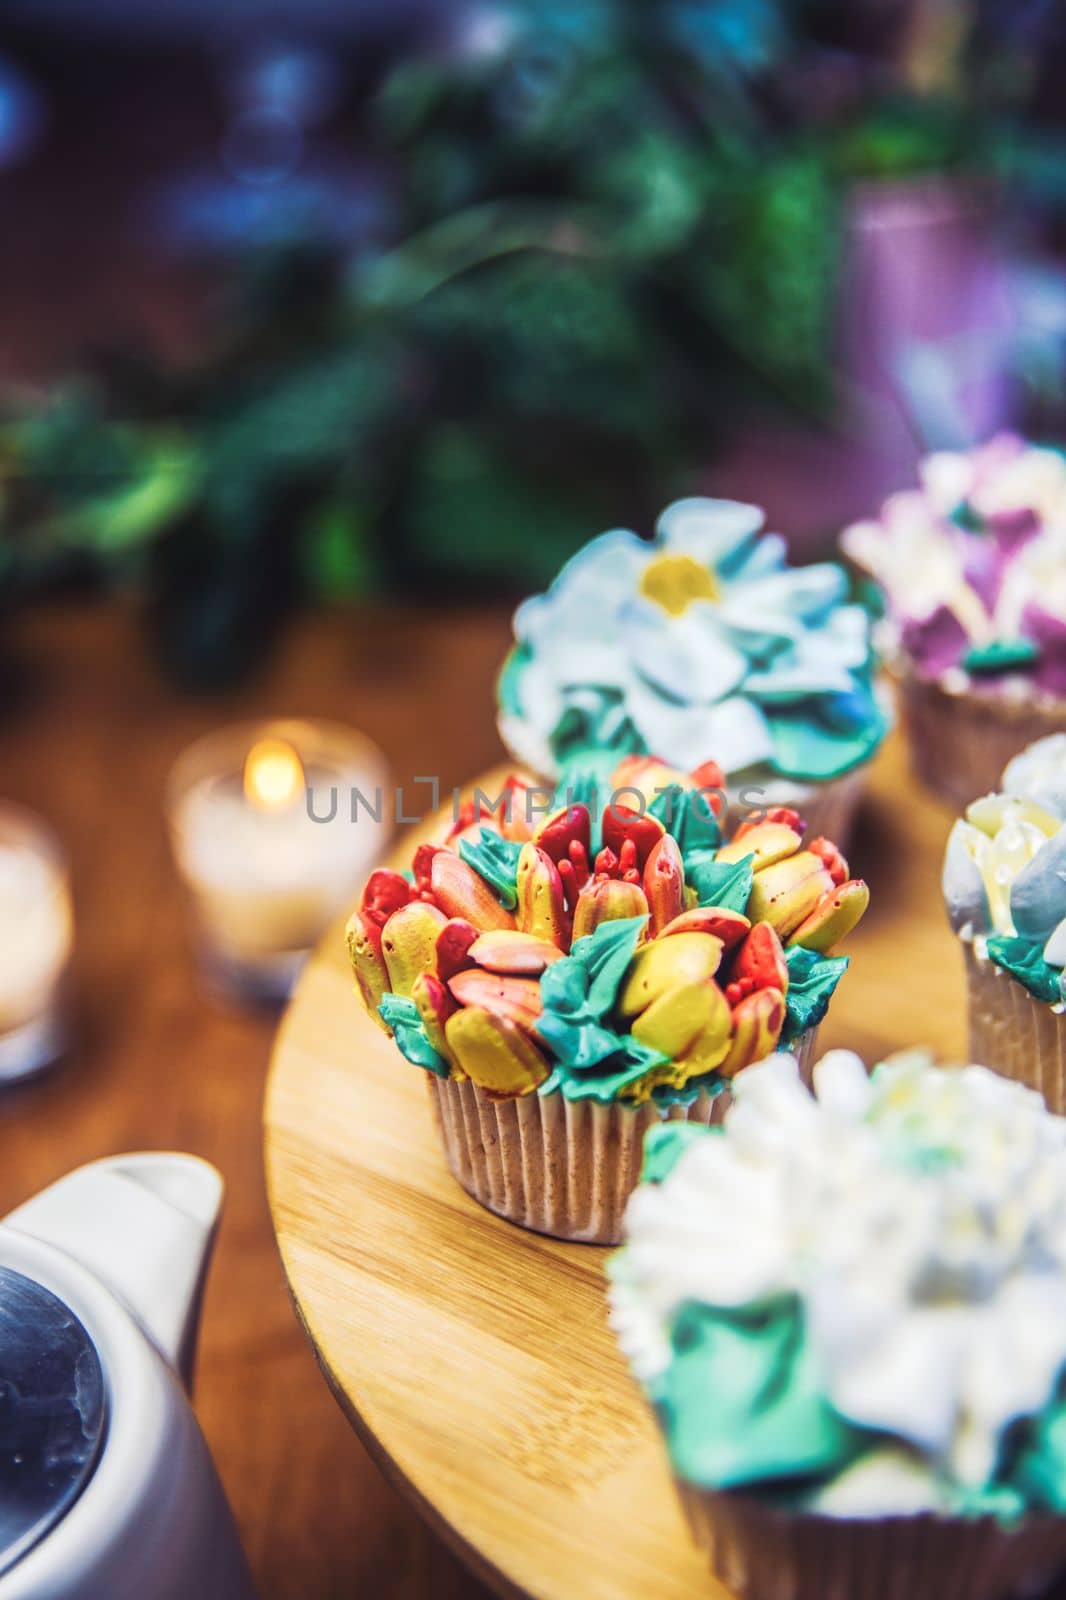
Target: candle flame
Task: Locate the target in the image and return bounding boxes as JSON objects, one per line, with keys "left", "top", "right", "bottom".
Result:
{"left": 243, "top": 738, "right": 305, "bottom": 813}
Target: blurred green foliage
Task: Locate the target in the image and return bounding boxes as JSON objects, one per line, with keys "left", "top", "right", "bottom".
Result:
{"left": 1, "top": 0, "right": 1062, "bottom": 686}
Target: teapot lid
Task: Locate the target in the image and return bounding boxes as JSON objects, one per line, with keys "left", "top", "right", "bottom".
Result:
{"left": 0, "top": 1266, "right": 106, "bottom": 1577}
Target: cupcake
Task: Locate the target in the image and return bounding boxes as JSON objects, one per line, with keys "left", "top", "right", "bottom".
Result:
{"left": 498, "top": 498, "right": 888, "bottom": 845}
{"left": 610, "top": 1049, "right": 1066, "bottom": 1600}
{"left": 943, "top": 733, "right": 1066, "bottom": 1107}
{"left": 842, "top": 434, "right": 1066, "bottom": 807}
{"left": 346, "top": 758, "right": 868, "bottom": 1244}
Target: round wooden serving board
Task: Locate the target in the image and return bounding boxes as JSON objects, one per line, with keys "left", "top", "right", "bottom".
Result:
{"left": 264, "top": 734, "right": 967, "bottom": 1600}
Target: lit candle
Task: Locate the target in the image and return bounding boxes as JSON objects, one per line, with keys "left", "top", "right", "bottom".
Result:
{"left": 0, "top": 804, "right": 73, "bottom": 1083}
{"left": 167, "top": 720, "right": 390, "bottom": 1003}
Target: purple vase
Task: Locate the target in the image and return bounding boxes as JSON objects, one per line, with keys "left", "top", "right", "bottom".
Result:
{"left": 841, "top": 175, "right": 1017, "bottom": 464}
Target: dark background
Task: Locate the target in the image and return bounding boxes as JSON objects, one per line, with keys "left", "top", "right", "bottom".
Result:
{"left": 3, "top": 0, "right": 1066, "bottom": 692}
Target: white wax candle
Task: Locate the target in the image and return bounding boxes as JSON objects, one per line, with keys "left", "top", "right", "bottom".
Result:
{"left": 0, "top": 841, "right": 72, "bottom": 1035}
{"left": 172, "top": 749, "right": 387, "bottom": 961}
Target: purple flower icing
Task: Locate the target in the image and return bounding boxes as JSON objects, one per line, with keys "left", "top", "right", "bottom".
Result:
{"left": 900, "top": 606, "right": 970, "bottom": 679}
{"left": 842, "top": 436, "right": 1066, "bottom": 696}
{"left": 1022, "top": 605, "right": 1066, "bottom": 698}
{"left": 959, "top": 532, "right": 1009, "bottom": 618}
{"left": 987, "top": 507, "right": 1040, "bottom": 554}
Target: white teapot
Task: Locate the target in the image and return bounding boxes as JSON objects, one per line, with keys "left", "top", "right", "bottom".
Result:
{"left": 0, "top": 1154, "right": 255, "bottom": 1598}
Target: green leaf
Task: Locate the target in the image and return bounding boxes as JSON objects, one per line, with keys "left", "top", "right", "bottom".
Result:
{"left": 536, "top": 1010, "right": 624, "bottom": 1069}
{"left": 641, "top": 1120, "right": 718, "bottom": 1183}
{"left": 650, "top": 784, "right": 722, "bottom": 860}
{"left": 301, "top": 500, "right": 378, "bottom": 598}
{"left": 46, "top": 437, "right": 200, "bottom": 553}
{"left": 378, "top": 992, "right": 449, "bottom": 1077}
{"left": 765, "top": 703, "right": 889, "bottom": 782}
{"left": 661, "top": 1298, "right": 867, "bottom": 1490}
{"left": 962, "top": 639, "right": 1041, "bottom": 677}
{"left": 987, "top": 936, "right": 1063, "bottom": 1005}
{"left": 353, "top": 200, "right": 602, "bottom": 314}
{"left": 574, "top": 914, "right": 649, "bottom": 1015}
{"left": 1007, "top": 1398, "right": 1066, "bottom": 1514}
{"left": 536, "top": 914, "right": 673, "bottom": 1100}
{"left": 783, "top": 946, "right": 849, "bottom": 1042}
{"left": 403, "top": 427, "right": 608, "bottom": 587}
{"left": 551, "top": 693, "right": 643, "bottom": 768}
{"left": 459, "top": 828, "right": 524, "bottom": 911}
{"left": 538, "top": 959, "right": 590, "bottom": 1018}
{"left": 541, "top": 1034, "right": 669, "bottom": 1099}
{"left": 686, "top": 852, "right": 754, "bottom": 913}
{"left": 203, "top": 343, "right": 403, "bottom": 520}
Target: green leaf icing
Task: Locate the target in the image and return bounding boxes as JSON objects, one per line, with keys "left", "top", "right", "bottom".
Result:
{"left": 650, "top": 1066, "right": 728, "bottom": 1111}
{"left": 659, "top": 1299, "right": 867, "bottom": 1490}
{"left": 945, "top": 1480, "right": 1027, "bottom": 1523}
{"left": 641, "top": 1120, "right": 722, "bottom": 1183}
{"left": 556, "top": 747, "right": 621, "bottom": 790}
{"left": 550, "top": 691, "right": 643, "bottom": 768}
{"left": 765, "top": 697, "right": 889, "bottom": 782}
{"left": 1009, "top": 1396, "right": 1066, "bottom": 1514}
{"left": 987, "top": 935, "right": 1064, "bottom": 1005}
{"left": 782, "top": 946, "right": 849, "bottom": 1042}
{"left": 377, "top": 992, "right": 449, "bottom": 1078}
{"left": 540, "top": 1038, "right": 673, "bottom": 1103}
{"left": 535, "top": 916, "right": 674, "bottom": 1102}
{"left": 580, "top": 917, "right": 649, "bottom": 1014}
{"left": 951, "top": 501, "right": 984, "bottom": 533}
{"left": 649, "top": 784, "right": 722, "bottom": 859}
{"left": 962, "top": 638, "right": 1041, "bottom": 677}
{"left": 686, "top": 851, "right": 754, "bottom": 912}
{"left": 458, "top": 827, "right": 523, "bottom": 910}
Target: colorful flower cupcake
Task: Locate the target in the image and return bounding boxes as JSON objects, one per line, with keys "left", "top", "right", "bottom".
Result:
{"left": 943, "top": 733, "right": 1066, "bottom": 1107}
{"left": 842, "top": 435, "right": 1066, "bottom": 807}
{"left": 346, "top": 758, "right": 868, "bottom": 1244}
{"left": 498, "top": 498, "right": 888, "bottom": 845}
{"left": 611, "top": 1049, "right": 1066, "bottom": 1600}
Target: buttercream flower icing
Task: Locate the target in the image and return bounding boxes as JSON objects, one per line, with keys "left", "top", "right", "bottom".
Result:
{"left": 943, "top": 735, "right": 1066, "bottom": 1006}
{"left": 610, "top": 1049, "right": 1066, "bottom": 1520}
{"left": 497, "top": 498, "right": 888, "bottom": 788}
{"left": 842, "top": 435, "right": 1066, "bottom": 698}
{"left": 346, "top": 757, "right": 868, "bottom": 1105}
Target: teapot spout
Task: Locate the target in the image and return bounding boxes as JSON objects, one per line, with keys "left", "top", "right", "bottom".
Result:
{"left": 4, "top": 1153, "right": 223, "bottom": 1386}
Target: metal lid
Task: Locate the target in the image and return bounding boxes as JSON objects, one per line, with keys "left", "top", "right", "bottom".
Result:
{"left": 0, "top": 1266, "right": 106, "bottom": 1577}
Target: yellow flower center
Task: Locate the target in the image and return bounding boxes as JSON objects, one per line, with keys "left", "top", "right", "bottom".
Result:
{"left": 639, "top": 554, "right": 720, "bottom": 616}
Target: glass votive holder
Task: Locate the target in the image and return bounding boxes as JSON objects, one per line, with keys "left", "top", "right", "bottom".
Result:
{"left": 0, "top": 804, "right": 73, "bottom": 1084}
{"left": 167, "top": 718, "right": 391, "bottom": 1005}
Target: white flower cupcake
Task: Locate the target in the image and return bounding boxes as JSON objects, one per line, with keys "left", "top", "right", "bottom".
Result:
{"left": 943, "top": 733, "right": 1066, "bottom": 1107}
{"left": 843, "top": 435, "right": 1066, "bottom": 807}
{"left": 610, "top": 1049, "right": 1066, "bottom": 1600}
{"left": 498, "top": 498, "right": 889, "bottom": 844}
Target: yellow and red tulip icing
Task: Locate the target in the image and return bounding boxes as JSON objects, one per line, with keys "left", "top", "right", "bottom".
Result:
{"left": 346, "top": 757, "right": 868, "bottom": 1104}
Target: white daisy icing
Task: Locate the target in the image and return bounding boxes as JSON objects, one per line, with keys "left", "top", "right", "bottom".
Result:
{"left": 611, "top": 1050, "right": 1066, "bottom": 1501}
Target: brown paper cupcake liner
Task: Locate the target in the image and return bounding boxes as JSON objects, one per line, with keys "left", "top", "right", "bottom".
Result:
{"left": 963, "top": 944, "right": 1066, "bottom": 1112}
{"left": 894, "top": 666, "right": 1066, "bottom": 811}
{"left": 426, "top": 1031, "right": 816, "bottom": 1245}
{"left": 678, "top": 1483, "right": 1066, "bottom": 1600}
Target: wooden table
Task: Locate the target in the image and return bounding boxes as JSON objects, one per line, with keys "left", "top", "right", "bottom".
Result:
{"left": 264, "top": 725, "right": 972, "bottom": 1599}
{"left": 0, "top": 600, "right": 511, "bottom": 1600}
